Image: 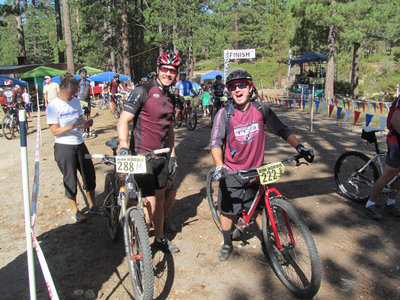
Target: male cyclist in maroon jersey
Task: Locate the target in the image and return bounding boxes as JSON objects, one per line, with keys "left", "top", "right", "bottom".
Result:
{"left": 108, "top": 74, "right": 125, "bottom": 118}
{"left": 210, "top": 70, "right": 314, "bottom": 262}
{"left": 117, "top": 51, "right": 180, "bottom": 253}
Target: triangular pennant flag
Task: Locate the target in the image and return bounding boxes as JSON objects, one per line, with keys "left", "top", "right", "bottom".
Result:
{"left": 347, "top": 100, "right": 350, "bottom": 109}
{"left": 285, "top": 100, "right": 288, "bottom": 107}
{"left": 344, "top": 109, "right": 352, "bottom": 123}
{"left": 322, "top": 102, "right": 327, "bottom": 116}
{"left": 361, "top": 102, "right": 366, "bottom": 112}
{"left": 379, "top": 102, "right": 383, "bottom": 114}
{"left": 367, "top": 102, "right": 371, "bottom": 112}
{"left": 315, "top": 100, "right": 320, "bottom": 113}
{"left": 336, "top": 107, "right": 343, "bottom": 120}
{"left": 384, "top": 102, "right": 390, "bottom": 111}
{"left": 357, "top": 101, "right": 361, "bottom": 110}
{"left": 354, "top": 111, "right": 361, "bottom": 125}
{"left": 372, "top": 102, "right": 376, "bottom": 112}
{"left": 365, "top": 113, "right": 373, "bottom": 126}
{"left": 342, "top": 100, "right": 346, "bottom": 107}
{"left": 298, "top": 100, "right": 301, "bottom": 108}
{"left": 328, "top": 104, "right": 334, "bottom": 117}
{"left": 380, "top": 116, "right": 387, "bottom": 132}
{"left": 334, "top": 99, "right": 338, "bottom": 106}
{"left": 289, "top": 100, "right": 293, "bottom": 110}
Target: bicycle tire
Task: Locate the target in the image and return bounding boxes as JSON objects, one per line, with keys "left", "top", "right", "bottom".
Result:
{"left": 206, "top": 167, "right": 222, "bottom": 232}
{"left": 2, "top": 115, "right": 15, "bottom": 140}
{"left": 123, "top": 208, "right": 154, "bottom": 300}
{"left": 262, "top": 198, "right": 322, "bottom": 299}
{"left": 104, "top": 173, "right": 120, "bottom": 241}
{"left": 185, "top": 106, "right": 197, "bottom": 130}
{"left": 334, "top": 151, "right": 380, "bottom": 202}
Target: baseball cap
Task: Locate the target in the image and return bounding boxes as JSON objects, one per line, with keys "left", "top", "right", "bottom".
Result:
{"left": 79, "top": 68, "right": 87, "bottom": 74}
{"left": 44, "top": 76, "right": 51, "bottom": 80}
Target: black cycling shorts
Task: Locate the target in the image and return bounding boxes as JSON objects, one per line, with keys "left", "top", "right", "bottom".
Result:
{"left": 218, "top": 174, "right": 261, "bottom": 215}
{"left": 175, "top": 96, "right": 184, "bottom": 110}
{"left": 386, "top": 133, "right": 400, "bottom": 168}
{"left": 212, "top": 97, "right": 222, "bottom": 111}
{"left": 134, "top": 157, "right": 169, "bottom": 197}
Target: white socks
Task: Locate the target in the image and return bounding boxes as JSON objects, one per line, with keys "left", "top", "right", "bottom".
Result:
{"left": 366, "top": 198, "right": 396, "bottom": 207}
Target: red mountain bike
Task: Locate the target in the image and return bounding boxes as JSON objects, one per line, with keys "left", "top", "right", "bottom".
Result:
{"left": 173, "top": 96, "right": 197, "bottom": 130}
{"left": 206, "top": 152, "right": 322, "bottom": 299}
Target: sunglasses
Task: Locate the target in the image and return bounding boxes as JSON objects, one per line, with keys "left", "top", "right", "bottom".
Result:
{"left": 160, "top": 66, "right": 178, "bottom": 75}
{"left": 228, "top": 81, "right": 250, "bottom": 92}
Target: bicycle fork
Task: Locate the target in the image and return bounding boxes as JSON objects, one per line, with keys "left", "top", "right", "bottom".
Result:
{"left": 265, "top": 188, "right": 295, "bottom": 250}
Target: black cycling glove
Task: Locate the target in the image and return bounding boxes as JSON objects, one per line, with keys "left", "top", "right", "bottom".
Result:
{"left": 213, "top": 165, "right": 228, "bottom": 181}
{"left": 168, "top": 157, "right": 178, "bottom": 175}
{"left": 296, "top": 144, "right": 314, "bottom": 163}
{"left": 118, "top": 147, "right": 131, "bottom": 156}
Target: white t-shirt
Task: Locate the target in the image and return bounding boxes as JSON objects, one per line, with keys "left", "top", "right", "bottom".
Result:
{"left": 22, "top": 92, "right": 30, "bottom": 104}
{"left": 46, "top": 97, "right": 84, "bottom": 145}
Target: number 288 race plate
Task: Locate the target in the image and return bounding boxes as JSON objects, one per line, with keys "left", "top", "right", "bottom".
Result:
{"left": 256, "top": 162, "right": 285, "bottom": 185}
{"left": 115, "top": 156, "right": 147, "bottom": 174}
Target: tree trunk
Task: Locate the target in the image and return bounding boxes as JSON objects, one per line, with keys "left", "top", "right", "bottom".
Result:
{"left": 188, "top": 35, "right": 194, "bottom": 80}
{"left": 172, "top": 0, "right": 178, "bottom": 54}
{"left": 278, "top": 61, "right": 282, "bottom": 88}
{"left": 15, "top": 0, "right": 26, "bottom": 61}
{"left": 121, "top": 0, "right": 131, "bottom": 78}
{"left": 62, "top": 0, "right": 74, "bottom": 73}
{"left": 351, "top": 42, "right": 360, "bottom": 99}
{"left": 325, "top": 24, "right": 335, "bottom": 100}
{"left": 54, "top": 0, "right": 65, "bottom": 63}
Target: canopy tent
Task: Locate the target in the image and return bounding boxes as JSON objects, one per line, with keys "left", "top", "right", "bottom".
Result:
{"left": 88, "top": 72, "right": 130, "bottom": 82}
{"left": 201, "top": 70, "right": 224, "bottom": 80}
{"left": 0, "top": 75, "right": 28, "bottom": 87}
{"left": 75, "top": 66, "right": 104, "bottom": 75}
{"left": 290, "top": 52, "right": 327, "bottom": 65}
{"left": 46, "top": 74, "right": 83, "bottom": 85}
{"left": 20, "top": 66, "right": 65, "bottom": 79}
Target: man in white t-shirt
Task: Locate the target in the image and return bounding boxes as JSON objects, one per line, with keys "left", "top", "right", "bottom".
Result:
{"left": 43, "top": 76, "right": 60, "bottom": 107}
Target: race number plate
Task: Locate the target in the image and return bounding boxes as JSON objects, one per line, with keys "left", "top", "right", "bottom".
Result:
{"left": 115, "top": 156, "right": 147, "bottom": 174}
{"left": 256, "top": 162, "right": 285, "bottom": 185}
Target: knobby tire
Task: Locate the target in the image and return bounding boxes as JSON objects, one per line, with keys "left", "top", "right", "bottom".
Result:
{"left": 334, "top": 151, "right": 380, "bottom": 202}
{"left": 2, "top": 115, "right": 15, "bottom": 140}
{"left": 262, "top": 198, "right": 321, "bottom": 299}
{"left": 206, "top": 167, "right": 222, "bottom": 232}
{"left": 104, "top": 173, "right": 120, "bottom": 241}
{"left": 185, "top": 106, "right": 197, "bottom": 130}
{"left": 124, "top": 208, "right": 154, "bottom": 300}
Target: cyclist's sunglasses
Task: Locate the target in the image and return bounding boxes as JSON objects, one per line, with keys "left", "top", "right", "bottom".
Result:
{"left": 227, "top": 81, "right": 250, "bottom": 91}
{"left": 160, "top": 66, "right": 178, "bottom": 75}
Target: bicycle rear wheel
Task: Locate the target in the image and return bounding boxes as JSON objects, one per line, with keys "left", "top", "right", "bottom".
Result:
{"left": 206, "top": 167, "right": 222, "bottom": 232}
{"left": 185, "top": 106, "right": 197, "bottom": 130}
{"left": 2, "top": 115, "right": 15, "bottom": 140}
{"left": 262, "top": 198, "right": 321, "bottom": 299}
{"left": 104, "top": 173, "right": 120, "bottom": 241}
{"left": 123, "top": 208, "right": 154, "bottom": 300}
{"left": 334, "top": 151, "right": 379, "bottom": 202}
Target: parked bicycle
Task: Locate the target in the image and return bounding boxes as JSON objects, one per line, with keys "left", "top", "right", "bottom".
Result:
{"left": 334, "top": 126, "right": 397, "bottom": 202}
{"left": 2, "top": 105, "right": 28, "bottom": 140}
{"left": 173, "top": 96, "right": 197, "bottom": 130}
{"left": 206, "top": 152, "right": 322, "bottom": 299}
{"left": 86, "top": 141, "right": 170, "bottom": 300}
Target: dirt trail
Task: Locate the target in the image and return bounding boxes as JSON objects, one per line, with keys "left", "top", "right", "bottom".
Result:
{"left": 0, "top": 102, "right": 399, "bottom": 299}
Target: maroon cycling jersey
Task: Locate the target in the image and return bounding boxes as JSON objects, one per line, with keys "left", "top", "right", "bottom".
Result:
{"left": 210, "top": 102, "right": 292, "bottom": 171}
{"left": 124, "top": 81, "right": 175, "bottom": 154}
{"left": 109, "top": 79, "right": 121, "bottom": 93}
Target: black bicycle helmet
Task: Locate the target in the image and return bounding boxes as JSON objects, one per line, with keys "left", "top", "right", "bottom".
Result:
{"left": 216, "top": 75, "right": 222, "bottom": 80}
{"left": 226, "top": 70, "right": 252, "bottom": 85}
{"left": 157, "top": 51, "right": 181, "bottom": 67}
{"left": 147, "top": 71, "right": 156, "bottom": 78}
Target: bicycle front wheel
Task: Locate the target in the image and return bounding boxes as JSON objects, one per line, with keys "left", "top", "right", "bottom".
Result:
{"left": 262, "top": 198, "right": 322, "bottom": 299}
{"left": 2, "top": 115, "right": 15, "bottom": 140}
{"left": 104, "top": 173, "right": 120, "bottom": 241}
{"left": 185, "top": 106, "right": 197, "bottom": 130}
{"left": 206, "top": 167, "right": 222, "bottom": 232}
{"left": 334, "top": 151, "right": 380, "bottom": 202}
{"left": 123, "top": 208, "right": 154, "bottom": 300}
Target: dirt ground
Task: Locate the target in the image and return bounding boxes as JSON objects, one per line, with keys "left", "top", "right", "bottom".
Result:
{"left": 1, "top": 98, "right": 400, "bottom": 300}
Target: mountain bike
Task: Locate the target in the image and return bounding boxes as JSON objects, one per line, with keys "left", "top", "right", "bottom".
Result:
{"left": 111, "top": 92, "right": 124, "bottom": 118}
{"left": 334, "top": 126, "right": 400, "bottom": 202}
{"left": 86, "top": 142, "right": 170, "bottom": 300}
{"left": 206, "top": 152, "right": 322, "bottom": 299}
{"left": 174, "top": 96, "right": 197, "bottom": 130}
{"left": 2, "top": 105, "right": 28, "bottom": 140}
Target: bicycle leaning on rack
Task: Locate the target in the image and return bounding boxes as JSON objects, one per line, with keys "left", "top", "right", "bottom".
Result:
{"left": 86, "top": 141, "right": 170, "bottom": 300}
{"left": 173, "top": 95, "right": 197, "bottom": 130}
{"left": 2, "top": 104, "right": 28, "bottom": 140}
{"left": 334, "top": 126, "right": 400, "bottom": 202}
{"left": 206, "top": 152, "right": 322, "bottom": 299}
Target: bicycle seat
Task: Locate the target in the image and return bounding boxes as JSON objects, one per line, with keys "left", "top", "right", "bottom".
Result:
{"left": 106, "top": 140, "right": 119, "bottom": 151}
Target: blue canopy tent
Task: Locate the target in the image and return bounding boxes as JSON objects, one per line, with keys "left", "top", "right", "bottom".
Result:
{"left": 201, "top": 70, "right": 224, "bottom": 81}
{"left": 88, "top": 72, "right": 130, "bottom": 82}
{"left": 0, "top": 75, "right": 28, "bottom": 87}
{"left": 290, "top": 52, "right": 327, "bottom": 65}
{"left": 47, "top": 74, "right": 83, "bottom": 85}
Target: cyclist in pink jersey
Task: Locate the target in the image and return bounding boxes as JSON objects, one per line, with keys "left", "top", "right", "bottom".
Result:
{"left": 210, "top": 69, "right": 314, "bottom": 262}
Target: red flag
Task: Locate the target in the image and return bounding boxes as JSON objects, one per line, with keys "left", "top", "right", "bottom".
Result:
{"left": 285, "top": 100, "right": 288, "bottom": 107}
{"left": 347, "top": 100, "right": 350, "bottom": 109}
{"left": 354, "top": 111, "right": 361, "bottom": 125}
{"left": 361, "top": 102, "right": 366, "bottom": 112}
{"left": 379, "top": 102, "right": 383, "bottom": 114}
{"left": 328, "top": 104, "right": 334, "bottom": 117}
{"left": 334, "top": 99, "right": 338, "bottom": 107}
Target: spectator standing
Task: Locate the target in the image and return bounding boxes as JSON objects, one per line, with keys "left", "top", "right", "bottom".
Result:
{"left": 22, "top": 87, "right": 32, "bottom": 119}
{"left": 43, "top": 76, "right": 60, "bottom": 107}
{"left": 46, "top": 73, "right": 99, "bottom": 223}
{"left": 78, "top": 69, "right": 96, "bottom": 138}
{"left": 200, "top": 87, "right": 211, "bottom": 117}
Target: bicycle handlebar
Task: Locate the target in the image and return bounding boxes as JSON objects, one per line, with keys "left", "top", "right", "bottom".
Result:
{"left": 85, "top": 148, "right": 171, "bottom": 161}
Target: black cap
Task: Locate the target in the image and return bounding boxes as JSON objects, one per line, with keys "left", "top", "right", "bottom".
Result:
{"left": 79, "top": 68, "right": 87, "bottom": 74}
